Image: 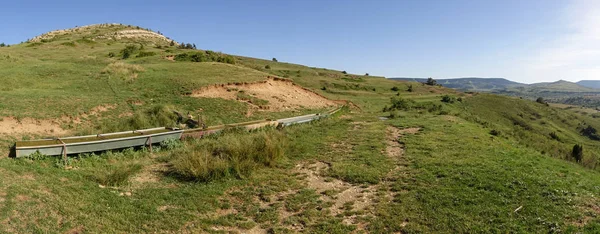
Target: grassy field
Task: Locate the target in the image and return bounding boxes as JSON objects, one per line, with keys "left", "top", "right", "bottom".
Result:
{"left": 1, "top": 24, "right": 600, "bottom": 232}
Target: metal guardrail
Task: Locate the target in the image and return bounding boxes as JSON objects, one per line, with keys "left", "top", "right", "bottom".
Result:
{"left": 12, "top": 106, "right": 345, "bottom": 157}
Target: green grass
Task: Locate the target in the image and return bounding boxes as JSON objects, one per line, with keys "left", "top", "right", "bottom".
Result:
{"left": 1, "top": 24, "right": 600, "bottom": 233}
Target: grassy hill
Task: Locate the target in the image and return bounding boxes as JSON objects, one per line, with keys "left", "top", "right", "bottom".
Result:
{"left": 391, "top": 77, "right": 524, "bottom": 91}
{"left": 1, "top": 24, "right": 600, "bottom": 233}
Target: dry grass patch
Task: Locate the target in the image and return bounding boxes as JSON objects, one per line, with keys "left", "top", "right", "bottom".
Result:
{"left": 101, "top": 62, "right": 145, "bottom": 82}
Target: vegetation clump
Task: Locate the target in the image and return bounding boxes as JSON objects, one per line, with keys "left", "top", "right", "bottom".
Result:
{"left": 101, "top": 62, "right": 145, "bottom": 81}
{"left": 441, "top": 95, "right": 456, "bottom": 103}
{"left": 572, "top": 144, "right": 583, "bottom": 163}
{"left": 174, "top": 50, "right": 235, "bottom": 64}
{"left": 425, "top": 77, "right": 437, "bottom": 86}
{"left": 580, "top": 125, "right": 600, "bottom": 140}
{"left": 120, "top": 44, "right": 139, "bottom": 59}
{"left": 171, "top": 129, "right": 286, "bottom": 181}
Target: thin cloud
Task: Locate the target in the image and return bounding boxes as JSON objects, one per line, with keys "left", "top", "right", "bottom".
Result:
{"left": 528, "top": 0, "right": 600, "bottom": 81}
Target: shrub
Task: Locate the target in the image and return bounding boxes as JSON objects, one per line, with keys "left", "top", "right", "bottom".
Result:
{"left": 407, "top": 85, "right": 413, "bottom": 92}
{"left": 549, "top": 132, "right": 560, "bottom": 141}
{"left": 581, "top": 125, "right": 600, "bottom": 140}
{"left": 441, "top": 95, "right": 456, "bottom": 103}
{"left": 425, "top": 77, "right": 437, "bottom": 86}
{"left": 0, "top": 43, "right": 5, "bottom": 47}
{"left": 174, "top": 51, "right": 235, "bottom": 64}
{"left": 384, "top": 97, "right": 415, "bottom": 111}
{"left": 536, "top": 97, "right": 545, "bottom": 104}
{"left": 342, "top": 71, "right": 347, "bottom": 74}
{"left": 272, "top": 58, "right": 278, "bottom": 62}
{"left": 120, "top": 45, "right": 138, "bottom": 59}
{"left": 572, "top": 144, "right": 583, "bottom": 163}
{"left": 391, "top": 86, "right": 399, "bottom": 92}
{"left": 265, "top": 65, "right": 271, "bottom": 69}
{"left": 489, "top": 129, "right": 500, "bottom": 136}
{"left": 108, "top": 52, "right": 115, "bottom": 58}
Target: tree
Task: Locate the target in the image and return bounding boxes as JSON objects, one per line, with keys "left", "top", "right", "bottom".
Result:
{"left": 272, "top": 58, "right": 278, "bottom": 62}
{"left": 536, "top": 97, "right": 545, "bottom": 104}
{"left": 342, "top": 71, "right": 347, "bottom": 74}
{"left": 192, "top": 43, "right": 197, "bottom": 49}
{"left": 425, "top": 77, "right": 437, "bottom": 86}
{"left": 572, "top": 144, "right": 583, "bottom": 163}
{"left": 365, "top": 73, "right": 369, "bottom": 76}
{"left": 0, "top": 43, "right": 5, "bottom": 47}
{"left": 170, "top": 40, "right": 175, "bottom": 46}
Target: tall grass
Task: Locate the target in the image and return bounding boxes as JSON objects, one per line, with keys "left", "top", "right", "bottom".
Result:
{"left": 171, "top": 129, "right": 286, "bottom": 181}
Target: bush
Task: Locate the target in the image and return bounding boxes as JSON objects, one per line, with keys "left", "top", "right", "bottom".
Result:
{"left": 171, "top": 129, "right": 286, "bottom": 181}
{"left": 536, "top": 97, "right": 545, "bottom": 104}
{"left": 383, "top": 97, "right": 415, "bottom": 111}
{"left": 572, "top": 144, "right": 583, "bottom": 163}
{"left": 391, "top": 86, "right": 399, "bottom": 92}
{"left": 407, "top": 85, "right": 413, "bottom": 92}
{"left": 108, "top": 52, "right": 115, "bottom": 58}
{"left": 581, "top": 125, "right": 600, "bottom": 140}
{"left": 0, "top": 43, "right": 5, "bottom": 47}
{"left": 425, "top": 77, "right": 437, "bottom": 86}
{"left": 441, "top": 95, "right": 456, "bottom": 103}
{"left": 174, "top": 51, "right": 235, "bottom": 64}
{"left": 120, "top": 45, "right": 138, "bottom": 59}
{"left": 489, "top": 129, "right": 500, "bottom": 136}
{"left": 342, "top": 71, "right": 347, "bottom": 74}
{"left": 549, "top": 132, "right": 560, "bottom": 141}
{"left": 272, "top": 58, "right": 278, "bottom": 62}
{"left": 265, "top": 65, "right": 271, "bottom": 69}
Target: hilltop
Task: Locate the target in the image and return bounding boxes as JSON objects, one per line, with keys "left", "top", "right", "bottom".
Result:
{"left": 1, "top": 24, "right": 600, "bottom": 233}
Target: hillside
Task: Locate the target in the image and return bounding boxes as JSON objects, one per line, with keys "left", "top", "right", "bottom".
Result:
{"left": 1, "top": 24, "right": 600, "bottom": 233}
{"left": 578, "top": 80, "right": 600, "bottom": 89}
{"left": 390, "top": 77, "right": 525, "bottom": 91}
{"left": 392, "top": 77, "right": 600, "bottom": 108}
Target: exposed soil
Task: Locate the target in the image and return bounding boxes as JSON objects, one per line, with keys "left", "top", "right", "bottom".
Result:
{"left": 294, "top": 161, "right": 376, "bottom": 226}
{"left": 0, "top": 117, "right": 68, "bottom": 136}
{"left": 191, "top": 78, "right": 337, "bottom": 111}
{"left": 130, "top": 163, "right": 169, "bottom": 185}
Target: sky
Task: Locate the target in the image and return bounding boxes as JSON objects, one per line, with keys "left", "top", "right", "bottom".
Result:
{"left": 0, "top": 0, "right": 598, "bottom": 83}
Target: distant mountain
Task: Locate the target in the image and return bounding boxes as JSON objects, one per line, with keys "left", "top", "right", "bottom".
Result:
{"left": 391, "top": 77, "right": 600, "bottom": 107}
{"left": 526, "top": 80, "right": 597, "bottom": 92}
{"left": 390, "top": 77, "right": 525, "bottom": 91}
{"left": 577, "top": 80, "right": 600, "bottom": 89}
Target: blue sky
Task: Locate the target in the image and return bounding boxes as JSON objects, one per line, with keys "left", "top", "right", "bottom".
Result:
{"left": 0, "top": 0, "right": 597, "bottom": 83}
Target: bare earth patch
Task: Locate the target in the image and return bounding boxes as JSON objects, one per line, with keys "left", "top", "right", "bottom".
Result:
{"left": 130, "top": 163, "right": 169, "bottom": 185}
{"left": 191, "top": 78, "right": 337, "bottom": 111}
{"left": 294, "top": 161, "right": 376, "bottom": 227}
{"left": 0, "top": 117, "right": 68, "bottom": 136}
